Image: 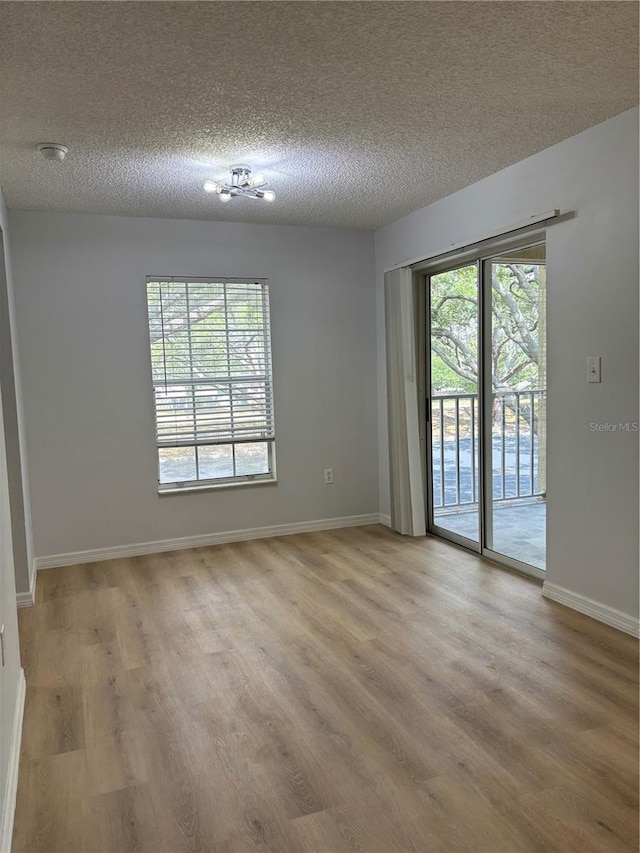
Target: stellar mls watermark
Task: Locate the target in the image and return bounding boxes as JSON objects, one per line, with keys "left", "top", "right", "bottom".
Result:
{"left": 589, "top": 421, "right": 639, "bottom": 432}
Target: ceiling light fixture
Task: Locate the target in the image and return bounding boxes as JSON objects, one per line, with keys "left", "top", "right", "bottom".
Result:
{"left": 203, "top": 164, "right": 275, "bottom": 203}
{"left": 37, "top": 143, "right": 68, "bottom": 162}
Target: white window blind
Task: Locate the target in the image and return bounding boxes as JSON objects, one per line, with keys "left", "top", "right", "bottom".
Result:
{"left": 146, "top": 277, "right": 275, "bottom": 488}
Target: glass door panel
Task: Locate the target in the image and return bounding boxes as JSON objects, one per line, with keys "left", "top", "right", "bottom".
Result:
{"left": 483, "top": 249, "right": 546, "bottom": 571}
{"left": 428, "top": 264, "right": 480, "bottom": 547}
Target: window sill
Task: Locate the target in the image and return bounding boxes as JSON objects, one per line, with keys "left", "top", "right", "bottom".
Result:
{"left": 158, "top": 477, "right": 277, "bottom": 496}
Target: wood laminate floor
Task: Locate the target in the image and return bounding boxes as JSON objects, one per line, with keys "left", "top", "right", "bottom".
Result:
{"left": 13, "top": 525, "right": 639, "bottom": 852}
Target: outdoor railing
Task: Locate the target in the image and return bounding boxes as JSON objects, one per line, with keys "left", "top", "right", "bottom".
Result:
{"left": 431, "top": 389, "right": 546, "bottom": 510}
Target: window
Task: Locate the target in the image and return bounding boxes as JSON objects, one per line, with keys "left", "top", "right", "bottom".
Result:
{"left": 146, "top": 277, "right": 275, "bottom": 491}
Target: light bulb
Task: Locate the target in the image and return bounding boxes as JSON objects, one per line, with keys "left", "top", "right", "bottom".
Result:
{"left": 203, "top": 181, "right": 220, "bottom": 193}
{"left": 219, "top": 191, "right": 232, "bottom": 202}
{"left": 262, "top": 190, "right": 276, "bottom": 202}
{"left": 249, "top": 174, "right": 266, "bottom": 187}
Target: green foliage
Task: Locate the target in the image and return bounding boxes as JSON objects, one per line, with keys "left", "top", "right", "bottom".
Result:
{"left": 430, "top": 262, "right": 544, "bottom": 394}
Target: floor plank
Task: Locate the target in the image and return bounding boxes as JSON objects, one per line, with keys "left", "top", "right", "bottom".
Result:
{"left": 13, "top": 525, "right": 639, "bottom": 852}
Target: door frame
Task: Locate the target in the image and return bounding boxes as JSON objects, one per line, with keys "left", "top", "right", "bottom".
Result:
{"left": 420, "top": 236, "right": 547, "bottom": 581}
{"left": 423, "top": 259, "right": 482, "bottom": 554}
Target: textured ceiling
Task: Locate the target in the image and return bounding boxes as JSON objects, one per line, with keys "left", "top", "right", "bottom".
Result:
{"left": 0, "top": 2, "right": 637, "bottom": 230}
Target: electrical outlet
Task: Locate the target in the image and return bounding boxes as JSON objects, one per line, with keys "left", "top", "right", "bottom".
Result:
{"left": 324, "top": 468, "right": 334, "bottom": 484}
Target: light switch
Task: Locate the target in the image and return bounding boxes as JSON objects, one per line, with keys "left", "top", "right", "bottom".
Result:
{"left": 587, "top": 356, "right": 601, "bottom": 384}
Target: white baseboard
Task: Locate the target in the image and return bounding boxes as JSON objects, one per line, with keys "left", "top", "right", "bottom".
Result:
{"left": 34, "top": 513, "right": 383, "bottom": 570}
{"left": 543, "top": 582, "right": 640, "bottom": 638}
{"left": 15, "top": 566, "right": 36, "bottom": 608}
{"left": 15, "top": 592, "right": 33, "bottom": 609}
{"left": 378, "top": 513, "right": 392, "bottom": 527}
{"left": 0, "top": 669, "right": 26, "bottom": 853}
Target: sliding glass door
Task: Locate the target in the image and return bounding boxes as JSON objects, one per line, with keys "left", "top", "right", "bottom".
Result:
{"left": 428, "top": 263, "right": 480, "bottom": 549}
{"left": 482, "top": 249, "right": 546, "bottom": 571}
{"left": 427, "top": 243, "right": 546, "bottom": 576}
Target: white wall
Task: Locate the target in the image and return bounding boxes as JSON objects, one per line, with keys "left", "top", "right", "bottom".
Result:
{"left": 375, "top": 108, "right": 639, "bottom": 618}
{"left": 0, "top": 191, "right": 33, "bottom": 597}
{"left": 8, "top": 212, "right": 378, "bottom": 558}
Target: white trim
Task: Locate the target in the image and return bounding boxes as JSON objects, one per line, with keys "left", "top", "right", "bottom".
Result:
{"left": 34, "top": 514, "right": 382, "bottom": 570}
{"left": 543, "top": 582, "right": 640, "bottom": 638}
{"left": 378, "top": 513, "right": 392, "bottom": 527}
{"left": 159, "top": 476, "right": 277, "bottom": 496}
{"left": 0, "top": 669, "right": 26, "bottom": 853}
{"left": 384, "top": 210, "right": 559, "bottom": 273}
{"left": 15, "top": 566, "right": 36, "bottom": 608}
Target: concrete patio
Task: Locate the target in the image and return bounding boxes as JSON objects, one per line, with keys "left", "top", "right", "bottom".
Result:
{"left": 434, "top": 499, "right": 546, "bottom": 570}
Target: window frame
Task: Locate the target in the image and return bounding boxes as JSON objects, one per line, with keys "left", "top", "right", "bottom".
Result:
{"left": 145, "top": 275, "right": 277, "bottom": 494}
